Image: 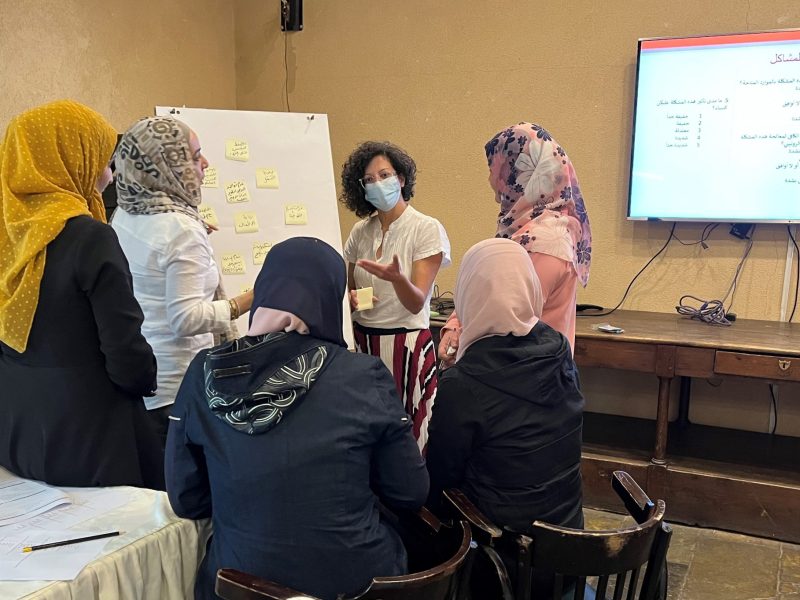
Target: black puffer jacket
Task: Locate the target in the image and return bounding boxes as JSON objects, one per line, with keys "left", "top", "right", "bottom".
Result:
{"left": 427, "top": 321, "right": 584, "bottom": 532}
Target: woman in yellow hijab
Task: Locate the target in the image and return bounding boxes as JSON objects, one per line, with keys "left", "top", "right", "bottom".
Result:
{"left": 0, "top": 100, "right": 163, "bottom": 489}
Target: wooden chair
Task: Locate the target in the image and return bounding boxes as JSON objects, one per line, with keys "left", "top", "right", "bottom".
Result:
{"left": 443, "top": 471, "right": 672, "bottom": 600}
{"left": 215, "top": 507, "right": 473, "bottom": 600}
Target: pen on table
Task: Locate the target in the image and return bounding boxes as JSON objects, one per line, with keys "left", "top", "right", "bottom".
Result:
{"left": 22, "top": 531, "right": 121, "bottom": 553}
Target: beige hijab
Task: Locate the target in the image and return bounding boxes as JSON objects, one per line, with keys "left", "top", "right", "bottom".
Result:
{"left": 454, "top": 238, "right": 544, "bottom": 361}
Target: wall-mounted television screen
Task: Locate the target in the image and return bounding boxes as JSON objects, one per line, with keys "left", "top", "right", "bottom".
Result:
{"left": 628, "top": 29, "right": 800, "bottom": 222}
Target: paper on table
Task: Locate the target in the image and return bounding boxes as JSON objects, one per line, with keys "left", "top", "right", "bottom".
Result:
{"left": 0, "top": 472, "right": 70, "bottom": 527}
{"left": 2, "top": 488, "right": 130, "bottom": 533}
{"left": 0, "top": 530, "right": 110, "bottom": 581}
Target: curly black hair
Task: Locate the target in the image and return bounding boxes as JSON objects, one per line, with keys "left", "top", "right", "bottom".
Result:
{"left": 339, "top": 141, "right": 417, "bottom": 218}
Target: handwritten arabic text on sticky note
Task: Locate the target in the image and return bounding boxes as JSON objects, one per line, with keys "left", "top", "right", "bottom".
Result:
{"left": 284, "top": 204, "right": 308, "bottom": 225}
{"left": 198, "top": 204, "right": 219, "bottom": 227}
{"left": 225, "top": 139, "right": 250, "bottom": 161}
{"left": 201, "top": 166, "right": 219, "bottom": 188}
{"left": 221, "top": 252, "right": 246, "bottom": 275}
{"left": 256, "top": 168, "right": 280, "bottom": 189}
{"left": 252, "top": 242, "right": 273, "bottom": 265}
{"left": 234, "top": 212, "right": 259, "bottom": 234}
{"left": 224, "top": 181, "right": 250, "bottom": 204}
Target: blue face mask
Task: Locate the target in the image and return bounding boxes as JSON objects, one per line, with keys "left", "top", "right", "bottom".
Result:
{"left": 364, "top": 176, "right": 402, "bottom": 212}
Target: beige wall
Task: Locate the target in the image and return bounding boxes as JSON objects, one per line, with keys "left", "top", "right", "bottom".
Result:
{"left": 0, "top": 0, "right": 237, "bottom": 132}
{"left": 233, "top": 0, "right": 800, "bottom": 436}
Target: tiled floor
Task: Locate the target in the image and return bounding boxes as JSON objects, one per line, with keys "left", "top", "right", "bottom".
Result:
{"left": 585, "top": 509, "right": 800, "bottom": 600}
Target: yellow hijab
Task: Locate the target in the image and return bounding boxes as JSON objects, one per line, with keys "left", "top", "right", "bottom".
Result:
{"left": 0, "top": 100, "right": 117, "bottom": 352}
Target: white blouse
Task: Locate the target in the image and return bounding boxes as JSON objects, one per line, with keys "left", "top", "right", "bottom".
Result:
{"left": 344, "top": 206, "right": 451, "bottom": 330}
{"left": 112, "top": 210, "right": 232, "bottom": 410}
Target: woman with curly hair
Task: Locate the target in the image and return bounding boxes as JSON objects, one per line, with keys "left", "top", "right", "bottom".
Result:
{"left": 438, "top": 122, "right": 591, "bottom": 367}
{"left": 341, "top": 141, "right": 450, "bottom": 453}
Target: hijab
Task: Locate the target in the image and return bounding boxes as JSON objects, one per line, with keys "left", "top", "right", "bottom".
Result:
{"left": 249, "top": 236, "right": 347, "bottom": 347}
{"left": 115, "top": 116, "right": 202, "bottom": 221}
{"left": 0, "top": 100, "right": 116, "bottom": 352}
{"left": 455, "top": 238, "right": 544, "bottom": 361}
{"left": 486, "top": 122, "right": 592, "bottom": 286}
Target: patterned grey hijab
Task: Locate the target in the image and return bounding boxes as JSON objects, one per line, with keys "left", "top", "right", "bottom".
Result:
{"left": 115, "top": 116, "right": 202, "bottom": 220}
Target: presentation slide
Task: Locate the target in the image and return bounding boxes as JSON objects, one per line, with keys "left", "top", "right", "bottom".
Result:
{"left": 628, "top": 30, "right": 800, "bottom": 222}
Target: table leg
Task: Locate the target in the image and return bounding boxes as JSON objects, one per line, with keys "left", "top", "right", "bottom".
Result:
{"left": 653, "top": 376, "right": 672, "bottom": 465}
{"left": 677, "top": 376, "right": 692, "bottom": 428}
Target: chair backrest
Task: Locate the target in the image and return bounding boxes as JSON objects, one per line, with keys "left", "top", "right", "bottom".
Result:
{"left": 215, "top": 510, "right": 473, "bottom": 600}
{"left": 354, "top": 518, "right": 472, "bottom": 600}
{"left": 525, "top": 499, "right": 668, "bottom": 600}
{"left": 441, "top": 471, "right": 671, "bottom": 600}
{"left": 442, "top": 489, "right": 514, "bottom": 600}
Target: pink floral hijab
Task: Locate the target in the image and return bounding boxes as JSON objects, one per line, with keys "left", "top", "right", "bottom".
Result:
{"left": 485, "top": 123, "right": 592, "bottom": 286}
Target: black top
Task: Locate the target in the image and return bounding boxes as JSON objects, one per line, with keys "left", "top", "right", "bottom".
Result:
{"left": 427, "top": 322, "right": 584, "bottom": 532}
{"left": 166, "top": 332, "right": 429, "bottom": 600}
{"left": 0, "top": 216, "right": 162, "bottom": 488}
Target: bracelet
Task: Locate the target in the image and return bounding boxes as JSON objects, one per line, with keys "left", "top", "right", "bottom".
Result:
{"left": 228, "top": 298, "right": 240, "bottom": 320}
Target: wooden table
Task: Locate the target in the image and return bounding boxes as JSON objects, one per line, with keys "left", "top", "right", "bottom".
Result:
{"left": 574, "top": 310, "right": 800, "bottom": 542}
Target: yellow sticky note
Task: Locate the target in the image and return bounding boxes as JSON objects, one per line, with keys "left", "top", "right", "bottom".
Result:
{"left": 201, "top": 166, "right": 219, "bottom": 188}
{"left": 284, "top": 203, "right": 308, "bottom": 225}
{"left": 198, "top": 204, "right": 219, "bottom": 227}
{"left": 234, "top": 212, "right": 259, "bottom": 234}
{"left": 225, "top": 139, "right": 249, "bottom": 161}
{"left": 356, "top": 287, "right": 374, "bottom": 311}
{"left": 256, "top": 168, "right": 280, "bottom": 189}
{"left": 224, "top": 181, "right": 251, "bottom": 204}
{"left": 221, "top": 252, "right": 246, "bottom": 275}
{"left": 240, "top": 285, "right": 253, "bottom": 294}
{"left": 252, "top": 241, "right": 273, "bottom": 265}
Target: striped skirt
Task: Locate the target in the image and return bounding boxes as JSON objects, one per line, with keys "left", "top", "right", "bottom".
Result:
{"left": 353, "top": 324, "right": 438, "bottom": 453}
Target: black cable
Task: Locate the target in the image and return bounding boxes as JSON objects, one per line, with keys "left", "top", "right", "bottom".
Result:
{"left": 769, "top": 383, "right": 778, "bottom": 435}
{"left": 577, "top": 223, "right": 676, "bottom": 318}
{"left": 788, "top": 225, "right": 799, "bottom": 322}
{"left": 284, "top": 32, "right": 291, "bottom": 112}
{"left": 722, "top": 230, "right": 755, "bottom": 313}
{"left": 672, "top": 223, "right": 719, "bottom": 248}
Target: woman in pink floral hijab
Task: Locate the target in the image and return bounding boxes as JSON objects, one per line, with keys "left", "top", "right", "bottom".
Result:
{"left": 439, "top": 122, "right": 591, "bottom": 362}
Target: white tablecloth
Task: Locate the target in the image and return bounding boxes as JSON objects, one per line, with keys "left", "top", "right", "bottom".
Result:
{"left": 0, "top": 484, "right": 211, "bottom": 600}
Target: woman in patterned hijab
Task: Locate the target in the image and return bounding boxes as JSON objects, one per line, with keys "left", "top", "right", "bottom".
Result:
{"left": 439, "top": 122, "right": 591, "bottom": 362}
{"left": 112, "top": 116, "right": 253, "bottom": 445}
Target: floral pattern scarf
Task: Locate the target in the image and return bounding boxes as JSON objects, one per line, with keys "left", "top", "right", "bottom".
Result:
{"left": 485, "top": 122, "right": 592, "bottom": 286}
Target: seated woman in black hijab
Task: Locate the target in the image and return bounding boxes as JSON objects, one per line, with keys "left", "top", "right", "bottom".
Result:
{"left": 165, "top": 237, "right": 429, "bottom": 600}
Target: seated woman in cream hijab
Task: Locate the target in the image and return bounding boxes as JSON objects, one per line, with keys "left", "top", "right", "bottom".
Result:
{"left": 426, "top": 238, "right": 585, "bottom": 594}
